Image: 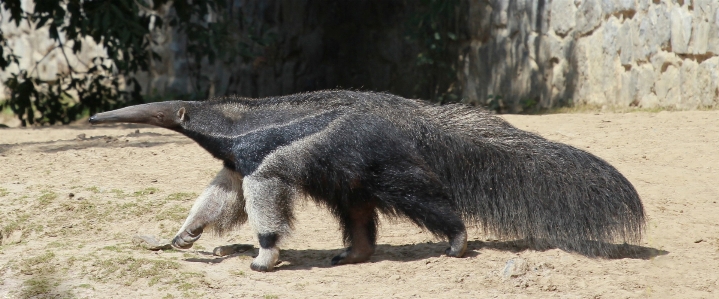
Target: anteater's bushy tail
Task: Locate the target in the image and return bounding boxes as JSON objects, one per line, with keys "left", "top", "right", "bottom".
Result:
{"left": 422, "top": 104, "right": 645, "bottom": 257}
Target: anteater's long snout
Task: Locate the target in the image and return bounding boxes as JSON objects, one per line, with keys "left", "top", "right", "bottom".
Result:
{"left": 89, "top": 104, "right": 152, "bottom": 125}
{"left": 88, "top": 101, "right": 185, "bottom": 129}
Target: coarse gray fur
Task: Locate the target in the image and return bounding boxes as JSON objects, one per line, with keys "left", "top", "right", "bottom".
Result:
{"left": 89, "top": 90, "right": 645, "bottom": 272}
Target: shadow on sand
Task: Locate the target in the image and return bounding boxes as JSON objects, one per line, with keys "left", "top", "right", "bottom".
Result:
{"left": 181, "top": 239, "right": 668, "bottom": 271}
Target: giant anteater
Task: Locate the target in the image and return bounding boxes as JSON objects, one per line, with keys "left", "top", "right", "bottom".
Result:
{"left": 89, "top": 90, "right": 645, "bottom": 272}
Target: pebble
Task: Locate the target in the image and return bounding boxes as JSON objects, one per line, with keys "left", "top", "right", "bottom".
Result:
{"left": 502, "top": 258, "right": 529, "bottom": 278}
{"left": 132, "top": 235, "right": 173, "bottom": 251}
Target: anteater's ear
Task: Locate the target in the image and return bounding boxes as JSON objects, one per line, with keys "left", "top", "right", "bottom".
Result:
{"left": 177, "top": 107, "right": 187, "bottom": 121}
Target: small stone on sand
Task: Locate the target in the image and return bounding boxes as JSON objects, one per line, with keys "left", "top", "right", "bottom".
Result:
{"left": 132, "top": 235, "right": 173, "bottom": 251}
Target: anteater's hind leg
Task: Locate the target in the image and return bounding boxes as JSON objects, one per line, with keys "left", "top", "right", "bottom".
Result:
{"left": 374, "top": 163, "right": 468, "bottom": 258}
{"left": 243, "top": 176, "right": 296, "bottom": 272}
{"left": 172, "top": 168, "right": 246, "bottom": 249}
{"left": 398, "top": 199, "right": 468, "bottom": 258}
{"left": 331, "top": 203, "right": 378, "bottom": 265}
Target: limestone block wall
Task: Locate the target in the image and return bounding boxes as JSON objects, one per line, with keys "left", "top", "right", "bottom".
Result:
{"left": 3, "top": 0, "right": 718, "bottom": 111}
{"left": 460, "top": 0, "right": 719, "bottom": 110}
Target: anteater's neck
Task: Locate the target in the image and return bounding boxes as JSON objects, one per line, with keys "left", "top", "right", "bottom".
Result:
{"left": 180, "top": 130, "right": 238, "bottom": 167}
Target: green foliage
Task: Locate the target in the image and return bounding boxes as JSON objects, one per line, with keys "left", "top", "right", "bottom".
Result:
{"left": 0, "top": 0, "right": 152, "bottom": 125}
{"left": 0, "top": 0, "right": 253, "bottom": 125}
{"left": 521, "top": 98, "right": 539, "bottom": 111}
{"left": 406, "top": 0, "right": 463, "bottom": 104}
{"left": 486, "top": 94, "right": 505, "bottom": 113}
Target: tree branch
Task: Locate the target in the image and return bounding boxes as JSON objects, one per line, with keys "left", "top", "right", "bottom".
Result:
{"left": 28, "top": 45, "right": 61, "bottom": 77}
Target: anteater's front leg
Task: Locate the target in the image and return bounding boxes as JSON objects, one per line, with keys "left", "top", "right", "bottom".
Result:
{"left": 172, "top": 168, "right": 246, "bottom": 249}
{"left": 243, "top": 176, "right": 296, "bottom": 272}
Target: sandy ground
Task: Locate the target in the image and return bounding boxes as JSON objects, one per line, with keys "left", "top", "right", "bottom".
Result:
{"left": 0, "top": 110, "right": 718, "bottom": 298}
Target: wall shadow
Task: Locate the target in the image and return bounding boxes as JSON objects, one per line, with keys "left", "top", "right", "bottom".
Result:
{"left": 0, "top": 132, "right": 190, "bottom": 154}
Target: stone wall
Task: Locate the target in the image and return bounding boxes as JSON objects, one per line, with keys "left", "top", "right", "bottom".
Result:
{"left": 461, "top": 0, "right": 719, "bottom": 110}
{"left": 139, "top": 0, "right": 425, "bottom": 100}
{"left": 1, "top": 0, "right": 425, "bottom": 101}
{"left": 3, "top": 0, "right": 719, "bottom": 110}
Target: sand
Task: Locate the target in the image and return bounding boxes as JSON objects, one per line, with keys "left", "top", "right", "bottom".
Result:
{"left": 0, "top": 110, "right": 717, "bottom": 298}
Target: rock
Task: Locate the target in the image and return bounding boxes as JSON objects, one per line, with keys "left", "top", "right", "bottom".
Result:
{"left": 670, "top": 6, "right": 693, "bottom": 54}
{"left": 615, "top": 0, "right": 635, "bottom": 12}
{"left": 530, "top": 0, "right": 551, "bottom": 34}
{"left": 649, "top": 51, "right": 681, "bottom": 74}
{"left": 502, "top": 258, "right": 529, "bottom": 278}
{"left": 620, "top": 69, "right": 637, "bottom": 106}
{"left": 698, "top": 58, "right": 719, "bottom": 107}
{"left": 692, "top": 22, "right": 710, "bottom": 55}
{"left": 641, "top": 5, "right": 671, "bottom": 57}
{"left": 634, "top": 63, "right": 656, "bottom": 105}
{"left": 601, "top": 0, "right": 635, "bottom": 17}
{"left": 132, "top": 235, "right": 173, "bottom": 251}
{"left": 602, "top": 16, "right": 620, "bottom": 55}
{"left": 551, "top": 0, "right": 577, "bottom": 36}
{"left": 709, "top": 7, "right": 719, "bottom": 54}
{"left": 547, "top": 32, "right": 568, "bottom": 60}
{"left": 639, "top": 93, "right": 660, "bottom": 108}
{"left": 654, "top": 62, "right": 680, "bottom": 108}
{"left": 575, "top": 0, "right": 603, "bottom": 35}
{"left": 618, "top": 20, "right": 634, "bottom": 65}
{"left": 678, "top": 59, "right": 701, "bottom": 109}
{"left": 468, "top": 1, "right": 494, "bottom": 39}
{"left": 600, "top": 0, "right": 616, "bottom": 16}
{"left": 493, "top": 0, "right": 510, "bottom": 26}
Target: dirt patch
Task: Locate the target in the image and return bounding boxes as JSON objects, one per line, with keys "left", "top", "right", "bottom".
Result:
{"left": 1, "top": 111, "right": 718, "bottom": 298}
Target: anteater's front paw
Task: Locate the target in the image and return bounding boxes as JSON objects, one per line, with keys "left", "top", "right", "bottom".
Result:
{"left": 250, "top": 247, "right": 280, "bottom": 272}
{"left": 250, "top": 262, "right": 272, "bottom": 272}
{"left": 171, "top": 235, "right": 194, "bottom": 249}
{"left": 171, "top": 228, "right": 203, "bottom": 249}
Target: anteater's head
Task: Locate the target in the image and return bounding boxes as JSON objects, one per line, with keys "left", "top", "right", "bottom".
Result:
{"left": 88, "top": 101, "right": 191, "bottom": 131}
